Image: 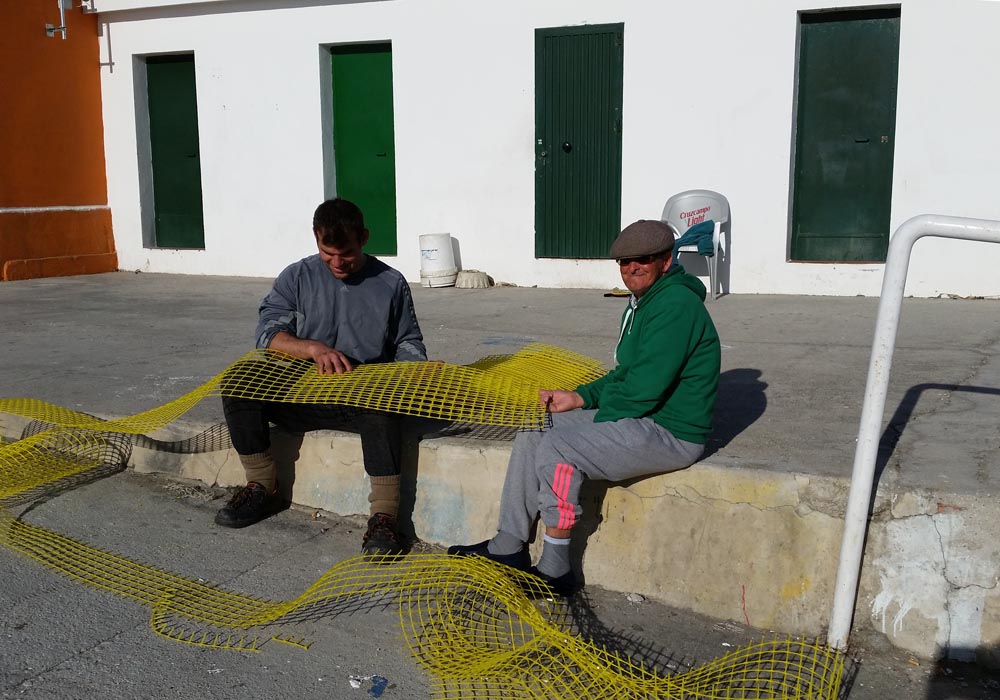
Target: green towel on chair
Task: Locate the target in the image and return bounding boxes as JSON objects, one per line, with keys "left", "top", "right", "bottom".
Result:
{"left": 672, "top": 220, "right": 715, "bottom": 261}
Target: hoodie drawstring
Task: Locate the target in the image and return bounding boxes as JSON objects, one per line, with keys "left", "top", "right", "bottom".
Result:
{"left": 613, "top": 296, "right": 638, "bottom": 363}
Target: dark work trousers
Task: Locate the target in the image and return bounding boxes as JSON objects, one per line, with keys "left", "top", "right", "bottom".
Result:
{"left": 222, "top": 397, "right": 402, "bottom": 477}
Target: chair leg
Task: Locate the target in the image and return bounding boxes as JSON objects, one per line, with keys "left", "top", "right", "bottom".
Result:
{"left": 708, "top": 255, "right": 718, "bottom": 301}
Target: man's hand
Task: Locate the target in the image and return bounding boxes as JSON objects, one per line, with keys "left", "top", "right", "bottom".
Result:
{"left": 309, "top": 344, "right": 354, "bottom": 375}
{"left": 538, "top": 389, "right": 584, "bottom": 413}
{"left": 268, "top": 332, "right": 354, "bottom": 374}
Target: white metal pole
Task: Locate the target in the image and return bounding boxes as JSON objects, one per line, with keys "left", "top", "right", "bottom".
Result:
{"left": 828, "top": 215, "right": 1000, "bottom": 650}
{"left": 57, "top": 0, "right": 68, "bottom": 39}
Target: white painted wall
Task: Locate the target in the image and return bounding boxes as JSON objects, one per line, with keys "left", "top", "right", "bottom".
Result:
{"left": 98, "top": 0, "right": 1000, "bottom": 296}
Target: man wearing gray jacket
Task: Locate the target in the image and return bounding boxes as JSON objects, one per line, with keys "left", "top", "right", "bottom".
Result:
{"left": 216, "top": 198, "right": 426, "bottom": 556}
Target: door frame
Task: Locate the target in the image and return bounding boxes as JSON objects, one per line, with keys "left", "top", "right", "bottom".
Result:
{"left": 534, "top": 23, "right": 624, "bottom": 259}
{"left": 136, "top": 52, "right": 206, "bottom": 250}
{"left": 787, "top": 6, "right": 901, "bottom": 263}
{"left": 321, "top": 41, "right": 398, "bottom": 256}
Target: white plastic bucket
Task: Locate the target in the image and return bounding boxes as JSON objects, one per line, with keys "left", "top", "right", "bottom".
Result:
{"left": 418, "top": 233, "right": 458, "bottom": 287}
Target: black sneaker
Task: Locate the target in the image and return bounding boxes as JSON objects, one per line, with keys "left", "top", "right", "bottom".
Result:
{"left": 526, "top": 565, "right": 579, "bottom": 597}
{"left": 362, "top": 513, "right": 406, "bottom": 557}
{"left": 214, "top": 482, "right": 282, "bottom": 528}
{"left": 446, "top": 540, "right": 531, "bottom": 572}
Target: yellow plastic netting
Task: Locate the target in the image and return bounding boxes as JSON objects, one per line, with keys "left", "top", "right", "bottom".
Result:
{"left": 0, "top": 343, "right": 605, "bottom": 500}
{"left": 0, "top": 343, "right": 845, "bottom": 699}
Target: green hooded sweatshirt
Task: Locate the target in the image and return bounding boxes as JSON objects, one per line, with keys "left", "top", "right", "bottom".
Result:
{"left": 575, "top": 263, "right": 720, "bottom": 444}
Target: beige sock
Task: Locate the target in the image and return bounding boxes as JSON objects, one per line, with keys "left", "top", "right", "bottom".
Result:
{"left": 240, "top": 451, "right": 276, "bottom": 493}
{"left": 368, "top": 474, "right": 401, "bottom": 518}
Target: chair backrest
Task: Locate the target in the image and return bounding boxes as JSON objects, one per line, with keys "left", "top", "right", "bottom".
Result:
{"left": 661, "top": 189, "right": 730, "bottom": 237}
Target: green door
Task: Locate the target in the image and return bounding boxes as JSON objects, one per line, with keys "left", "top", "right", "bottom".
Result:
{"left": 331, "top": 44, "right": 397, "bottom": 255}
{"left": 790, "top": 9, "right": 900, "bottom": 262}
{"left": 535, "top": 24, "right": 624, "bottom": 258}
{"left": 146, "top": 54, "right": 205, "bottom": 249}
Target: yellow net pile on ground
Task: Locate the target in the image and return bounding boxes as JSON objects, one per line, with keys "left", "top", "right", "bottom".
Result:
{"left": 0, "top": 343, "right": 845, "bottom": 699}
{"left": 1, "top": 511, "right": 845, "bottom": 698}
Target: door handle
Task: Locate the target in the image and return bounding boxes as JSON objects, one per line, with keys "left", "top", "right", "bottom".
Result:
{"left": 562, "top": 141, "right": 573, "bottom": 153}
{"left": 854, "top": 138, "right": 870, "bottom": 144}
{"left": 375, "top": 152, "right": 387, "bottom": 157}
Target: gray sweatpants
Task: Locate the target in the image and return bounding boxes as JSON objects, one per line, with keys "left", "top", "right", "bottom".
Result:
{"left": 497, "top": 410, "right": 704, "bottom": 543}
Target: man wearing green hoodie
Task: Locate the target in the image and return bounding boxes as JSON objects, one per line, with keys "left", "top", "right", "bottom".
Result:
{"left": 449, "top": 219, "right": 721, "bottom": 594}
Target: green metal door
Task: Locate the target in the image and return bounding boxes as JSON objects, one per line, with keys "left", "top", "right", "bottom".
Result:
{"left": 146, "top": 54, "right": 205, "bottom": 249}
{"left": 535, "top": 25, "right": 624, "bottom": 258}
{"left": 331, "top": 44, "right": 397, "bottom": 255}
{"left": 790, "top": 9, "right": 900, "bottom": 262}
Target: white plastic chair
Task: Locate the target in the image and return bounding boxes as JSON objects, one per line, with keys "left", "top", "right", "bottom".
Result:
{"left": 661, "top": 189, "right": 730, "bottom": 301}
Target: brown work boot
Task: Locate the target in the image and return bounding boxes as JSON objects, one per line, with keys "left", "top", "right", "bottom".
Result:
{"left": 361, "top": 512, "right": 406, "bottom": 557}
{"left": 214, "top": 482, "right": 284, "bottom": 528}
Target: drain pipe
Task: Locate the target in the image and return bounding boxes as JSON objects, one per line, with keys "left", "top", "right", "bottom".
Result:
{"left": 827, "top": 214, "right": 1000, "bottom": 651}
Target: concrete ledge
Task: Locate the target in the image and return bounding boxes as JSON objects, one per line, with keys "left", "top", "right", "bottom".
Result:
{"left": 0, "top": 208, "right": 116, "bottom": 281}
{"left": 2, "top": 253, "right": 119, "bottom": 281}
{"left": 128, "top": 421, "right": 999, "bottom": 667}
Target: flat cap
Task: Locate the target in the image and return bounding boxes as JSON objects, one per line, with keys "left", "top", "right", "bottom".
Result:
{"left": 609, "top": 219, "right": 675, "bottom": 259}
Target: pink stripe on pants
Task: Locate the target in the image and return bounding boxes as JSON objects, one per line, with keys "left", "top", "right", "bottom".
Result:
{"left": 552, "top": 462, "right": 577, "bottom": 530}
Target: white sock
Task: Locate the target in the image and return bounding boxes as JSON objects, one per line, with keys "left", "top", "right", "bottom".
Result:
{"left": 536, "top": 534, "right": 571, "bottom": 578}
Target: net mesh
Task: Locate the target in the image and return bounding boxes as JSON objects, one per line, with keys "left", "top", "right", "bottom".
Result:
{"left": 0, "top": 343, "right": 845, "bottom": 699}
{"left": 0, "top": 343, "right": 605, "bottom": 499}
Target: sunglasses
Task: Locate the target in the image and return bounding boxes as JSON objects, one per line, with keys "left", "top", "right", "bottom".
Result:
{"left": 616, "top": 254, "right": 661, "bottom": 266}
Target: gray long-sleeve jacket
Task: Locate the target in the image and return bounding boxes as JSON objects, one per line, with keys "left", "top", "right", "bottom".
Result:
{"left": 255, "top": 254, "right": 427, "bottom": 364}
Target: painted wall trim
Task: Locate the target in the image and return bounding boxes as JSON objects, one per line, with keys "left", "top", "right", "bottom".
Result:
{"left": 0, "top": 206, "right": 111, "bottom": 214}
{"left": 95, "top": 0, "right": 381, "bottom": 14}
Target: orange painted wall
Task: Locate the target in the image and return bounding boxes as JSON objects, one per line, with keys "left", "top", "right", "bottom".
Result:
{"left": 0, "top": 0, "right": 117, "bottom": 280}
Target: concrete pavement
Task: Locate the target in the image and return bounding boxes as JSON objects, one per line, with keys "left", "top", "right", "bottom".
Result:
{"left": 1, "top": 271, "right": 998, "bottom": 672}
